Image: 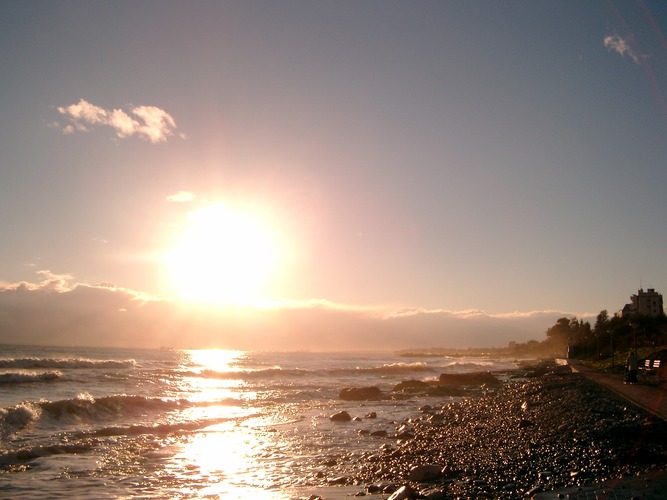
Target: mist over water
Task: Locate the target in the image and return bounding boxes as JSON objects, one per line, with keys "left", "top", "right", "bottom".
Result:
{"left": 0, "top": 345, "right": 519, "bottom": 498}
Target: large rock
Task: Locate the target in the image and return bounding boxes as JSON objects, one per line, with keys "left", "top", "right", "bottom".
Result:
{"left": 329, "top": 410, "right": 352, "bottom": 422}
{"left": 339, "top": 386, "right": 383, "bottom": 400}
{"left": 408, "top": 464, "right": 443, "bottom": 482}
{"left": 387, "top": 485, "right": 420, "bottom": 500}
{"left": 437, "top": 371, "right": 500, "bottom": 386}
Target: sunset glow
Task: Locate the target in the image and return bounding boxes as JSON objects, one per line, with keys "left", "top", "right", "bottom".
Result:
{"left": 164, "top": 204, "right": 278, "bottom": 305}
{"left": 3, "top": 1, "right": 667, "bottom": 349}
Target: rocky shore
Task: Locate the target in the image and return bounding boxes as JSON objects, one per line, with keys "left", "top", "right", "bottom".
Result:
{"left": 304, "top": 361, "right": 667, "bottom": 499}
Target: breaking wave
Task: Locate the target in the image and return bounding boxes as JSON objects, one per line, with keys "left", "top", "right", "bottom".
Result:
{"left": 0, "top": 414, "right": 248, "bottom": 467}
{"left": 0, "top": 402, "right": 42, "bottom": 439}
{"left": 0, "top": 357, "right": 136, "bottom": 369}
{"left": 351, "top": 362, "right": 432, "bottom": 374}
{"left": 0, "top": 370, "right": 61, "bottom": 383}
{"left": 0, "top": 394, "right": 242, "bottom": 440}
{"left": 179, "top": 362, "right": 434, "bottom": 381}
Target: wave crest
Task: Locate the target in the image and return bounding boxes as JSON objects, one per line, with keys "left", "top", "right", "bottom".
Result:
{"left": 0, "top": 402, "right": 41, "bottom": 439}
{"left": 352, "top": 362, "right": 432, "bottom": 374}
{"left": 0, "top": 370, "right": 61, "bottom": 384}
{"left": 0, "top": 357, "right": 136, "bottom": 369}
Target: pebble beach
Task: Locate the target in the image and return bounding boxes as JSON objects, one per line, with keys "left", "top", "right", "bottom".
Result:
{"left": 295, "top": 361, "right": 667, "bottom": 499}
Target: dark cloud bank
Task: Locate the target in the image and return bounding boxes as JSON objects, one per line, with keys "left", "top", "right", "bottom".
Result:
{"left": 0, "top": 272, "right": 582, "bottom": 351}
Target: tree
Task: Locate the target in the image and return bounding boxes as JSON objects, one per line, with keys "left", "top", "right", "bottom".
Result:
{"left": 594, "top": 310, "right": 609, "bottom": 336}
{"left": 546, "top": 317, "right": 572, "bottom": 353}
{"left": 545, "top": 316, "right": 592, "bottom": 356}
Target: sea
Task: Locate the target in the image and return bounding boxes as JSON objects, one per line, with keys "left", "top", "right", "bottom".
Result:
{"left": 0, "top": 345, "right": 520, "bottom": 499}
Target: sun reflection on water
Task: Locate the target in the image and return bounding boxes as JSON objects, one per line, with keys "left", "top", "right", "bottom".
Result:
{"left": 169, "top": 349, "right": 290, "bottom": 497}
{"left": 169, "top": 349, "right": 247, "bottom": 422}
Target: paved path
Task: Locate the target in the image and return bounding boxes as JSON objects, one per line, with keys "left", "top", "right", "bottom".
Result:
{"left": 566, "top": 359, "right": 667, "bottom": 421}
{"left": 532, "top": 360, "right": 667, "bottom": 499}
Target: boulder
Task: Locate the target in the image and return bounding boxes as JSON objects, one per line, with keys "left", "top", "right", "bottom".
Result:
{"left": 387, "top": 485, "right": 420, "bottom": 500}
{"left": 339, "top": 386, "right": 383, "bottom": 401}
{"left": 437, "top": 372, "right": 500, "bottom": 386}
{"left": 329, "top": 410, "right": 352, "bottom": 422}
{"left": 392, "top": 380, "right": 430, "bottom": 392}
{"left": 408, "top": 464, "right": 443, "bottom": 482}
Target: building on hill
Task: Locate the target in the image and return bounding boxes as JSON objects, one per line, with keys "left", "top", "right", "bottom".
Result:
{"left": 621, "top": 288, "right": 664, "bottom": 317}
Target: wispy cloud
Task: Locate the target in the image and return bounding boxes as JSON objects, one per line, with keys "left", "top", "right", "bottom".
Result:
{"left": 604, "top": 34, "right": 641, "bottom": 65}
{"left": 167, "top": 191, "right": 197, "bottom": 203}
{"left": 56, "top": 99, "right": 179, "bottom": 143}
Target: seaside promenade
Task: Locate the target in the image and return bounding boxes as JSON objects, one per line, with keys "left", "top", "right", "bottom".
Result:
{"left": 533, "top": 360, "right": 667, "bottom": 499}
{"left": 566, "top": 359, "right": 667, "bottom": 421}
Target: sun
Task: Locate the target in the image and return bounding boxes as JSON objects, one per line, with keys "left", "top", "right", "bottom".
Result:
{"left": 164, "top": 203, "right": 277, "bottom": 305}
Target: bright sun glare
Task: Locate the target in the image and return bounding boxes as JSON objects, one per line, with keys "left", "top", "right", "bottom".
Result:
{"left": 165, "top": 204, "right": 277, "bottom": 305}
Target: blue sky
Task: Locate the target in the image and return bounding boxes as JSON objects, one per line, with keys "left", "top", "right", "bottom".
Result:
{"left": 1, "top": 1, "right": 667, "bottom": 350}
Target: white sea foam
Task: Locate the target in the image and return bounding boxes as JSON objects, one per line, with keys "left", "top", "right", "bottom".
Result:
{"left": 0, "top": 402, "right": 41, "bottom": 439}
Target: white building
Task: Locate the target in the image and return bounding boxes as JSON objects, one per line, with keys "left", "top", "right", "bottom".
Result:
{"left": 621, "top": 288, "right": 664, "bottom": 317}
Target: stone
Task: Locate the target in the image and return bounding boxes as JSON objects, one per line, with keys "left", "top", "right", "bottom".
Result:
{"left": 396, "top": 430, "right": 414, "bottom": 440}
{"left": 525, "top": 485, "right": 543, "bottom": 496}
{"left": 387, "top": 485, "right": 420, "bottom": 500}
{"left": 339, "top": 386, "right": 384, "bottom": 400}
{"left": 327, "top": 476, "right": 349, "bottom": 485}
{"left": 330, "top": 410, "right": 352, "bottom": 422}
{"left": 519, "top": 419, "right": 534, "bottom": 428}
{"left": 422, "top": 488, "right": 446, "bottom": 499}
{"left": 408, "top": 464, "right": 442, "bottom": 482}
{"left": 438, "top": 371, "right": 500, "bottom": 386}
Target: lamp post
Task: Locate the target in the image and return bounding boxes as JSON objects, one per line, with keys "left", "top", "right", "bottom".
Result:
{"left": 596, "top": 332, "right": 600, "bottom": 360}
{"left": 610, "top": 329, "right": 614, "bottom": 373}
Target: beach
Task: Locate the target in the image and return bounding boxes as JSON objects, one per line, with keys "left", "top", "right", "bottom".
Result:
{"left": 292, "top": 361, "right": 667, "bottom": 499}
{"left": 2, "top": 348, "right": 666, "bottom": 499}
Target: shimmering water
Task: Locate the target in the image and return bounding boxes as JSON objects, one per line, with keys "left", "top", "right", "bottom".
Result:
{"left": 0, "top": 345, "right": 518, "bottom": 498}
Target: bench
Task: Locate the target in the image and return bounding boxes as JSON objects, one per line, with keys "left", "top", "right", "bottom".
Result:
{"left": 639, "top": 357, "right": 664, "bottom": 383}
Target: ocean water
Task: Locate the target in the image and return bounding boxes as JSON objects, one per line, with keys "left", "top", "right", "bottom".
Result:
{"left": 0, "top": 345, "right": 519, "bottom": 498}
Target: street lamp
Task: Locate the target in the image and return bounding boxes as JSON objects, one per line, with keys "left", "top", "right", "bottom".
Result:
{"left": 596, "top": 332, "right": 600, "bottom": 360}
{"left": 610, "top": 329, "right": 614, "bottom": 373}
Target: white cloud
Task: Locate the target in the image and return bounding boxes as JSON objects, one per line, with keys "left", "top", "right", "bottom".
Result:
{"left": 604, "top": 35, "right": 640, "bottom": 65}
{"left": 108, "top": 108, "right": 139, "bottom": 138}
{"left": 57, "top": 99, "right": 107, "bottom": 128}
{"left": 56, "top": 99, "right": 179, "bottom": 143}
{"left": 133, "top": 106, "right": 177, "bottom": 143}
{"left": 167, "top": 191, "right": 197, "bottom": 203}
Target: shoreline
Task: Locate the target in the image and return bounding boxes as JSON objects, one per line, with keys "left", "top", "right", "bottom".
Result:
{"left": 292, "top": 360, "right": 667, "bottom": 499}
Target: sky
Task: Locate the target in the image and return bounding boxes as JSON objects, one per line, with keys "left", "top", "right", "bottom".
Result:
{"left": 1, "top": 1, "right": 667, "bottom": 350}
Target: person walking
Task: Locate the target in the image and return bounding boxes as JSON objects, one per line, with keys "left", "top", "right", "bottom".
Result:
{"left": 625, "top": 351, "right": 639, "bottom": 384}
